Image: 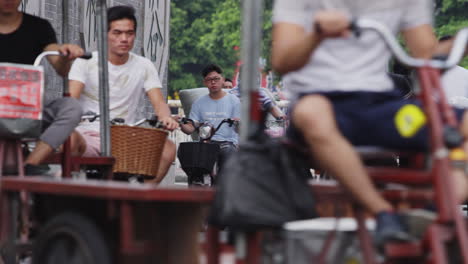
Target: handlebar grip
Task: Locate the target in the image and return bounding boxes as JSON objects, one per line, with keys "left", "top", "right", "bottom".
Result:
{"left": 80, "top": 52, "right": 93, "bottom": 60}
{"left": 349, "top": 19, "right": 361, "bottom": 37}
{"left": 111, "top": 118, "right": 125, "bottom": 125}
{"left": 148, "top": 115, "right": 159, "bottom": 126}
{"left": 181, "top": 117, "right": 194, "bottom": 125}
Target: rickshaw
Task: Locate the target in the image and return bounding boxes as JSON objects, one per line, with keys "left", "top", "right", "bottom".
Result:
{"left": 214, "top": 0, "right": 468, "bottom": 264}
{"left": 0, "top": 1, "right": 219, "bottom": 263}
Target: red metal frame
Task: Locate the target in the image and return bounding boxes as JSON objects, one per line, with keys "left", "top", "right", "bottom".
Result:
{"left": 0, "top": 176, "right": 220, "bottom": 262}
{"left": 236, "top": 66, "right": 468, "bottom": 263}
{"left": 1, "top": 66, "right": 466, "bottom": 264}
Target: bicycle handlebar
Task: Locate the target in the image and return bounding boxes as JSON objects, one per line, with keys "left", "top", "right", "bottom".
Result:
{"left": 33, "top": 51, "right": 93, "bottom": 67}
{"left": 352, "top": 18, "right": 468, "bottom": 69}
{"left": 180, "top": 117, "right": 237, "bottom": 133}
{"left": 214, "top": 118, "right": 238, "bottom": 132}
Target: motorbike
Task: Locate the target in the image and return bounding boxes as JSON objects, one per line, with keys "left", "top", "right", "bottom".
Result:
{"left": 177, "top": 118, "right": 238, "bottom": 186}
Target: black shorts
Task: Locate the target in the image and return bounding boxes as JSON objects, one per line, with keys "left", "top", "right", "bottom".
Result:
{"left": 288, "top": 90, "right": 465, "bottom": 151}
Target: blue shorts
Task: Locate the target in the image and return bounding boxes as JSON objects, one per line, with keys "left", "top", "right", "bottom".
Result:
{"left": 288, "top": 90, "right": 465, "bottom": 151}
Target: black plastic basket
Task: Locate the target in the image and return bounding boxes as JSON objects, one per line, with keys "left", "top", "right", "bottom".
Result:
{"left": 177, "top": 142, "right": 220, "bottom": 175}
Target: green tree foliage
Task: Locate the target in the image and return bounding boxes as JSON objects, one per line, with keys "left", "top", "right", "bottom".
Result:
{"left": 169, "top": 0, "right": 468, "bottom": 94}
{"left": 435, "top": 0, "right": 468, "bottom": 67}
{"left": 169, "top": 0, "right": 273, "bottom": 93}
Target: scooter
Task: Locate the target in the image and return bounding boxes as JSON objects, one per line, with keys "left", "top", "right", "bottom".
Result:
{"left": 177, "top": 118, "right": 238, "bottom": 186}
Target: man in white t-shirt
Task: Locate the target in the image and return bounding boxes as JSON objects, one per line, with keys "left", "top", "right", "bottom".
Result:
{"left": 442, "top": 65, "right": 468, "bottom": 107}
{"left": 272, "top": 0, "right": 468, "bottom": 248}
{"left": 68, "top": 5, "right": 178, "bottom": 184}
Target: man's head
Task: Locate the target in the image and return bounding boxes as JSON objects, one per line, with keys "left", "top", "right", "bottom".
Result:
{"left": 202, "top": 64, "right": 225, "bottom": 95}
{"left": 224, "top": 78, "right": 233, "bottom": 89}
{"left": 0, "top": 0, "right": 21, "bottom": 15}
{"left": 107, "top": 5, "right": 137, "bottom": 57}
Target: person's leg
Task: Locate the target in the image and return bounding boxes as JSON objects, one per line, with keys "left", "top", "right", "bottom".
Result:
{"left": 68, "top": 131, "right": 87, "bottom": 156}
{"left": 293, "top": 95, "right": 411, "bottom": 246}
{"left": 292, "top": 94, "right": 393, "bottom": 214}
{"left": 147, "top": 138, "right": 176, "bottom": 184}
{"left": 25, "top": 98, "right": 83, "bottom": 165}
{"left": 216, "top": 142, "right": 237, "bottom": 174}
{"left": 71, "top": 130, "right": 101, "bottom": 157}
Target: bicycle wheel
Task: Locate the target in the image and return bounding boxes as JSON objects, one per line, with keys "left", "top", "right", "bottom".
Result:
{"left": 0, "top": 194, "right": 19, "bottom": 264}
{"left": 32, "top": 212, "right": 111, "bottom": 264}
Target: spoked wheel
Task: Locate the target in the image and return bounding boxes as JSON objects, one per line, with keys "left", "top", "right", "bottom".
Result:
{"left": 32, "top": 212, "right": 111, "bottom": 264}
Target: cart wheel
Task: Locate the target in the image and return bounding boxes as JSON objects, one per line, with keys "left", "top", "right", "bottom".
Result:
{"left": 32, "top": 212, "right": 111, "bottom": 264}
{"left": 1, "top": 194, "right": 19, "bottom": 264}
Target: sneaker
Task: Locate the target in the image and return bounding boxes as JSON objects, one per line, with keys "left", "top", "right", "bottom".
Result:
{"left": 24, "top": 164, "right": 50, "bottom": 176}
{"left": 374, "top": 211, "right": 413, "bottom": 250}
{"left": 401, "top": 209, "right": 437, "bottom": 239}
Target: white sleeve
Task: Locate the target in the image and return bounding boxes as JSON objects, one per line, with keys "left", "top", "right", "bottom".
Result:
{"left": 272, "top": 0, "right": 315, "bottom": 33}
{"left": 400, "top": 0, "right": 433, "bottom": 30}
{"left": 68, "top": 57, "right": 87, "bottom": 83}
{"left": 143, "top": 59, "right": 163, "bottom": 92}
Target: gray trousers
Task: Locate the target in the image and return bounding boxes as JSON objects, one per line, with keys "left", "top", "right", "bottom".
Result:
{"left": 40, "top": 97, "right": 82, "bottom": 149}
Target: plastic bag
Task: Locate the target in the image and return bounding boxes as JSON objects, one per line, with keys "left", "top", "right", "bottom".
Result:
{"left": 0, "top": 63, "right": 44, "bottom": 138}
{"left": 209, "top": 135, "right": 316, "bottom": 230}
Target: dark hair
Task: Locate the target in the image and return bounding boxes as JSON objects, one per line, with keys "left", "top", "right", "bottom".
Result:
{"left": 201, "top": 64, "right": 223, "bottom": 78}
{"left": 439, "top": 35, "right": 453, "bottom": 42}
{"left": 107, "top": 5, "right": 137, "bottom": 31}
{"left": 224, "top": 78, "right": 232, "bottom": 83}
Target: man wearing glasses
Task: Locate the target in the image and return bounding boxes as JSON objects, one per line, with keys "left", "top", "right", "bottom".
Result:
{"left": 180, "top": 64, "right": 240, "bottom": 171}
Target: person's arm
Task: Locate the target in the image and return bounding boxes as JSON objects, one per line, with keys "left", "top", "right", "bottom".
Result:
{"left": 269, "top": 105, "right": 286, "bottom": 120}
{"left": 147, "top": 88, "right": 179, "bottom": 131}
{"left": 180, "top": 121, "right": 196, "bottom": 135}
{"left": 44, "top": 43, "right": 85, "bottom": 77}
{"left": 431, "top": 35, "right": 468, "bottom": 58}
{"left": 68, "top": 57, "right": 87, "bottom": 99}
{"left": 69, "top": 80, "right": 85, "bottom": 99}
{"left": 271, "top": 10, "right": 350, "bottom": 74}
{"left": 401, "top": 24, "right": 437, "bottom": 59}
{"left": 232, "top": 97, "right": 241, "bottom": 133}
{"left": 180, "top": 99, "right": 202, "bottom": 135}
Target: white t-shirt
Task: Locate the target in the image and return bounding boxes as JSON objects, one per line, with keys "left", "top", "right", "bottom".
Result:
{"left": 69, "top": 51, "right": 162, "bottom": 132}
{"left": 441, "top": 66, "right": 468, "bottom": 108}
{"left": 272, "top": 0, "right": 433, "bottom": 97}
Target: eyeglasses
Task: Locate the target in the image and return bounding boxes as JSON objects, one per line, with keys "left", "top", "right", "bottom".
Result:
{"left": 204, "top": 77, "right": 222, "bottom": 83}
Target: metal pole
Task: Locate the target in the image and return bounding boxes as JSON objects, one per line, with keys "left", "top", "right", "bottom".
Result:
{"left": 61, "top": 0, "right": 69, "bottom": 95}
{"left": 96, "top": 0, "right": 111, "bottom": 156}
{"left": 239, "top": 0, "right": 263, "bottom": 143}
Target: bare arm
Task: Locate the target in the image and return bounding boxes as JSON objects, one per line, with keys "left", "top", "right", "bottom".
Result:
{"left": 271, "top": 10, "right": 350, "bottom": 74}
{"left": 45, "top": 43, "right": 85, "bottom": 77}
{"left": 180, "top": 122, "right": 196, "bottom": 135}
{"left": 69, "top": 80, "right": 85, "bottom": 99}
{"left": 401, "top": 24, "right": 437, "bottom": 59}
{"left": 269, "top": 105, "right": 286, "bottom": 120}
{"left": 431, "top": 35, "right": 468, "bottom": 57}
{"left": 272, "top": 23, "right": 323, "bottom": 74}
{"left": 147, "top": 88, "right": 179, "bottom": 131}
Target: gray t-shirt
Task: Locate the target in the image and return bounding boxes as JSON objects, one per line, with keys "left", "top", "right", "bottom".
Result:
{"left": 189, "top": 93, "right": 241, "bottom": 144}
{"left": 272, "top": 0, "right": 433, "bottom": 97}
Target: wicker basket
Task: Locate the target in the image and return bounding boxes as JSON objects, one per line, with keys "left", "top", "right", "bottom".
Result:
{"left": 111, "top": 125, "right": 168, "bottom": 178}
